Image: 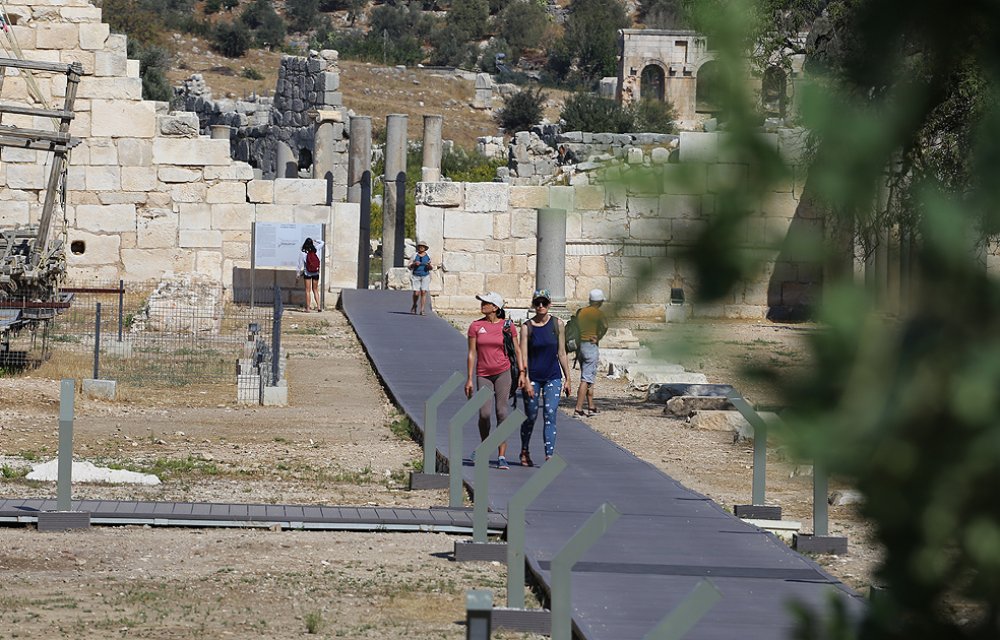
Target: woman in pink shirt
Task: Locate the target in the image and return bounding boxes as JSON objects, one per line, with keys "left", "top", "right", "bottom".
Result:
{"left": 465, "top": 292, "right": 526, "bottom": 469}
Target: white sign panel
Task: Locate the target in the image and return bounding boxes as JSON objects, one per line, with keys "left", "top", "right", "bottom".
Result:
{"left": 253, "top": 222, "right": 324, "bottom": 269}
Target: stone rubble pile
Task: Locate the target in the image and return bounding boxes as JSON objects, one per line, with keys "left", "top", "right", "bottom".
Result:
{"left": 131, "top": 276, "right": 224, "bottom": 334}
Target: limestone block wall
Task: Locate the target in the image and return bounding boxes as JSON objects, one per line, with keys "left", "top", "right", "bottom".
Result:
{"left": 0, "top": 0, "right": 358, "bottom": 292}
{"left": 417, "top": 130, "right": 816, "bottom": 320}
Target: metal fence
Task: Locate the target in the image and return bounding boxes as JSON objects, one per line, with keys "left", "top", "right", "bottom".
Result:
{"left": 2, "top": 279, "right": 282, "bottom": 394}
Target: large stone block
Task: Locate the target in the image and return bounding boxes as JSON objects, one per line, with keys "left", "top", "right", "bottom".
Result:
{"left": 475, "top": 253, "right": 502, "bottom": 274}
{"left": 158, "top": 167, "right": 202, "bottom": 183}
{"left": 661, "top": 163, "right": 707, "bottom": 195}
{"left": 120, "top": 167, "right": 157, "bottom": 192}
{"left": 414, "top": 204, "right": 444, "bottom": 250}
{"left": 679, "top": 132, "right": 718, "bottom": 163}
{"left": 86, "top": 138, "right": 117, "bottom": 165}
{"left": 708, "top": 164, "right": 748, "bottom": 193}
{"left": 442, "top": 251, "right": 476, "bottom": 272}
{"left": 630, "top": 217, "right": 670, "bottom": 242}
{"left": 291, "top": 205, "right": 330, "bottom": 224}
{"left": 78, "top": 22, "right": 110, "bottom": 50}
{"left": 204, "top": 164, "right": 254, "bottom": 181}
{"left": 75, "top": 204, "right": 136, "bottom": 233}
{"left": 247, "top": 180, "right": 274, "bottom": 203}
{"left": 330, "top": 202, "right": 361, "bottom": 288}
{"left": 137, "top": 212, "right": 178, "bottom": 249}
{"left": 65, "top": 229, "right": 121, "bottom": 265}
{"left": 575, "top": 185, "right": 605, "bottom": 210}
{"left": 253, "top": 204, "right": 293, "bottom": 223}
{"left": 549, "top": 186, "right": 575, "bottom": 212}
{"left": 85, "top": 166, "right": 121, "bottom": 191}
{"left": 493, "top": 212, "right": 511, "bottom": 240}
{"left": 465, "top": 182, "right": 509, "bottom": 212}
{"left": 36, "top": 24, "right": 79, "bottom": 49}
{"left": 444, "top": 210, "right": 492, "bottom": 239}
{"left": 510, "top": 209, "right": 537, "bottom": 239}
{"left": 121, "top": 248, "right": 195, "bottom": 280}
{"left": 581, "top": 209, "right": 628, "bottom": 240}
{"left": 273, "top": 179, "right": 327, "bottom": 205}
{"left": 416, "top": 181, "right": 463, "bottom": 208}
{"left": 0, "top": 201, "right": 29, "bottom": 226}
{"left": 6, "top": 165, "right": 46, "bottom": 189}
{"left": 211, "top": 203, "right": 255, "bottom": 230}
{"left": 79, "top": 77, "right": 143, "bottom": 100}
{"left": 93, "top": 51, "right": 127, "bottom": 77}
{"left": 759, "top": 191, "right": 799, "bottom": 218}
{"left": 117, "top": 138, "right": 152, "bottom": 167}
{"left": 60, "top": 6, "right": 103, "bottom": 22}
{"left": 153, "top": 138, "right": 232, "bottom": 166}
{"left": 169, "top": 182, "right": 207, "bottom": 203}
{"left": 91, "top": 100, "right": 155, "bottom": 138}
{"left": 509, "top": 186, "right": 548, "bottom": 209}
{"left": 207, "top": 181, "right": 248, "bottom": 204}
{"left": 626, "top": 196, "right": 659, "bottom": 217}
{"left": 60, "top": 50, "right": 95, "bottom": 75}
{"left": 179, "top": 203, "right": 212, "bottom": 230}
{"left": 158, "top": 113, "right": 200, "bottom": 137}
{"left": 180, "top": 229, "right": 223, "bottom": 248}
{"left": 659, "top": 194, "right": 702, "bottom": 219}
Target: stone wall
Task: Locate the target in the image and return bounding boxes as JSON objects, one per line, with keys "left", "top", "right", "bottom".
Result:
{"left": 417, "top": 130, "right": 815, "bottom": 320}
{"left": 0, "top": 0, "right": 358, "bottom": 291}
{"left": 175, "top": 51, "right": 349, "bottom": 195}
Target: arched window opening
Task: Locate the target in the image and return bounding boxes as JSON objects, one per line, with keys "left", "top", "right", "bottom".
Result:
{"left": 761, "top": 66, "right": 787, "bottom": 117}
{"left": 640, "top": 64, "right": 665, "bottom": 102}
{"left": 695, "top": 60, "right": 723, "bottom": 114}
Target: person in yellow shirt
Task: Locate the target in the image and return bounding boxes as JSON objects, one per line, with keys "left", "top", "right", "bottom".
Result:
{"left": 574, "top": 289, "right": 608, "bottom": 417}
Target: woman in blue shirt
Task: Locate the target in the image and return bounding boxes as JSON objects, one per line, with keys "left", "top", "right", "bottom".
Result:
{"left": 408, "top": 240, "right": 433, "bottom": 315}
{"left": 518, "top": 289, "right": 572, "bottom": 465}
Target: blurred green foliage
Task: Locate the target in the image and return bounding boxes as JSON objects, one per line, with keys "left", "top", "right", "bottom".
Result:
{"left": 657, "top": 0, "right": 1000, "bottom": 637}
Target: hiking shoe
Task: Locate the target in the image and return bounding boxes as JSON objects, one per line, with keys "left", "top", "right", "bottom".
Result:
{"left": 520, "top": 449, "right": 533, "bottom": 467}
{"left": 497, "top": 456, "right": 509, "bottom": 470}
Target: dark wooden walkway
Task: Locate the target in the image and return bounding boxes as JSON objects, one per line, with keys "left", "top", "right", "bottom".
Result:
{"left": 342, "top": 289, "right": 863, "bottom": 640}
{"left": 0, "top": 498, "right": 505, "bottom": 533}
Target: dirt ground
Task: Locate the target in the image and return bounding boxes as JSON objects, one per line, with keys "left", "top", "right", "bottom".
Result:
{"left": 0, "top": 307, "right": 877, "bottom": 638}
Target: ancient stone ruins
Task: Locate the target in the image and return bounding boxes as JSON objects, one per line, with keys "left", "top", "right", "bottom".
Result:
{"left": 0, "top": 0, "right": 844, "bottom": 321}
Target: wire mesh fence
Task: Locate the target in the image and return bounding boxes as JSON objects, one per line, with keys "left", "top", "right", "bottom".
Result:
{"left": 1, "top": 278, "right": 282, "bottom": 396}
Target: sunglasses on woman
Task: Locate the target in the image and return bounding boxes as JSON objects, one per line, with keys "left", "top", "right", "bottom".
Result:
{"left": 533, "top": 300, "right": 550, "bottom": 307}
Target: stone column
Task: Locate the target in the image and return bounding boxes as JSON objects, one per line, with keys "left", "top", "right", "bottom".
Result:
{"left": 383, "top": 114, "right": 408, "bottom": 268}
{"left": 276, "top": 140, "right": 296, "bottom": 178}
{"left": 313, "top": 110, "right": 340, "bottom": 205}
{"left": 210, "top": 124, "right": 231, "bottom": 139}
{"left": 421, "top": 114, "right": 444, "bottom": 182}
{"left": 347, "top": 116, "right": 372, "bottom": 204}
{"left": 349, "top": 116, "right": 373, "bottom": 289}
{"left": 536, "top": 208, "right": 567, "bottom": 306}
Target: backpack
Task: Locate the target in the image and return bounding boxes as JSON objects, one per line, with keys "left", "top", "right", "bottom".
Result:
{"left": 564, "top": 310, "right": 582, "bottom": 353}
{"left": 305, "top": 251, "right": 320, "bottom": 273}
{"left": 502, "top": 319, "right": 519, "bottom": 401}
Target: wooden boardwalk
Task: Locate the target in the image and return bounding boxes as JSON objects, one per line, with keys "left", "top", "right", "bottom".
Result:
{"left": 342, "top": 289, "right": 863, "bottom": 640}
{"left": 0, "top": 498, "right": 505, "bottom": 533}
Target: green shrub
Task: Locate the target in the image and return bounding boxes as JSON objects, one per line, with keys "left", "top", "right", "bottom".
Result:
{"left": 498, "top": 0, "right": 549, "bottom": 61}
{"left": 560, "top": 92, "right": 633, "bottom": 133}
{"left": 241, "top": 66, "right": 264, "bottom": 80}
{"left": 211, "top": 20, "right": 252, "bottom": 58}
{"left": 495, "top": 87, "right": 546, "bottom": 133}
{"left": 286, "top": 0, "right": 318, "bottom": 33}
{"left": 631, "top": 98, "right": 678, "bottom": 134}
{"left": 129, "top": 41, "right": 173, "bottom": 102}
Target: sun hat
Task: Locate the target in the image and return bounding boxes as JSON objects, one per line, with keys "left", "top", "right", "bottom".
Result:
{"left": 416, "top": 240, "right": 429, "bottom": 249}
{"left": 589, "top": 288, "right": 606, "bottom": 302}
{"left": 476, "top": 292, "right": 504, "bottom": 309}
{"left": 531, "top": 289, "right": 552, "bottom": 305}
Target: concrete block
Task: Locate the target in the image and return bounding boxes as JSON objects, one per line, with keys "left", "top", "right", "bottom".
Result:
{"left": 409, "top": 473, "right": 449, "bottom": 490}
{"left": 465, "top": 182, "right": 509, "bottom": 212}
{"left": 37, "top": 511, "right": 91, "bottom": 532}
{"left": 793, "top": 533, "right": 848, "bottom": 555}
{"left": 492, "top": 608, "right": 551, "bottom": 635}
{"left": 82, "top": 378, "right": 117, "bottom": 399}
{"left": 734, "top": 505, "right": 782, "bottom": 520}
{"left": 262, "top": 386, "right": 288, "bottom": 406}
{"left": 454, "top": 541, "right": 507, "bottom": 562}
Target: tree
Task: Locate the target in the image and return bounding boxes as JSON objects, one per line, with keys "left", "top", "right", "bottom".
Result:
{"left": 648, "top": 0, "right": 1000, "bottom": 638}
{"left": 562, "top": 0, "right": 629, "bottom": 85}
{"left": 498, "top": 0, "right": 548, "bottom": 62}
{"left": 212, "top": 20, "right": 252, "bottom": 57}
{"left": 495, "top": 88, "right": 546, "bottom": 133}
{"left": 637, "top": 0, "right": 689, "bottom": 28}
{"left": 446, "top": 0, "right": 489, "bottom": 41}
{"left": 286, "top": 0, "right": 319, "bottom": 33}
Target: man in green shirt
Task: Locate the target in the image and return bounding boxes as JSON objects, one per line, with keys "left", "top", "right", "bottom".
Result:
{"left": 574, "top": 289, "right": 608, "bottom": 417}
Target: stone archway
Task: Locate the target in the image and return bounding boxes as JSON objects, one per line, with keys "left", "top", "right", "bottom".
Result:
{"left": 695, "top": 60, "right": 723, "bottom": 113}
{"left": 640, "top": 64, "right": 665, "bottom": 102}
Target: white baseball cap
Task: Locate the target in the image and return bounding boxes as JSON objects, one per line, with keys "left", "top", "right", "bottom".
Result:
{"left": 476, "top": 292, "right": 504, "bottom": 309}
{"left": 589, "top": 288, "right": 606, "bottom": 302}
